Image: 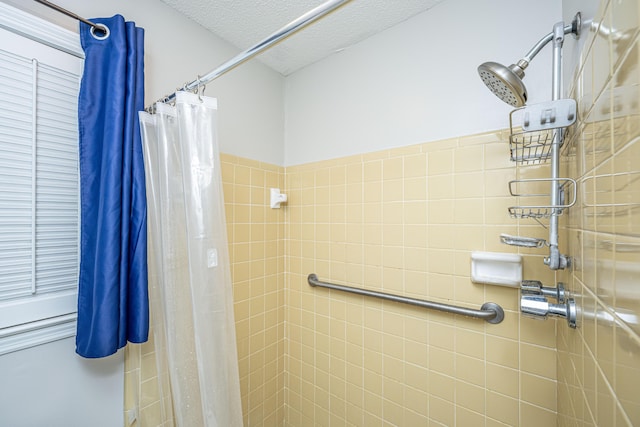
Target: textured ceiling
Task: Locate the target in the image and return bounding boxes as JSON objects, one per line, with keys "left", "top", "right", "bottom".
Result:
{"left": 159, "top": 0, "right": 447, "bottom": 75}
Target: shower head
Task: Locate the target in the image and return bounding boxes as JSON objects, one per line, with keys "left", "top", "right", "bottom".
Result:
{"left": 477, "top": 61, "right": 528, "bottom": 107}
{"left": 478, "top": 13, "right": 582, "bottom": 108}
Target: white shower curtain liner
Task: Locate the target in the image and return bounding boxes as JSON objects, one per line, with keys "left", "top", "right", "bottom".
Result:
{"left": 139, "top": 92, "right": 243, "bottom": 427}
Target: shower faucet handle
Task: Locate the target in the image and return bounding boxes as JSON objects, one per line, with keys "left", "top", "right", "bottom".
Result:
{"left": 521, "top": 280, "right": 566, "bottom": 303}
{"left": 521, "top": 280, "right": 544, "bottom": 294}
{"left": 520, "top": 294, "right": 577, "bottom": 328}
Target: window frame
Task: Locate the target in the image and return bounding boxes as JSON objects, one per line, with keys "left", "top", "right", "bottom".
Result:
{"left": 0, "top": 3, "right": 84, "bottom": 355}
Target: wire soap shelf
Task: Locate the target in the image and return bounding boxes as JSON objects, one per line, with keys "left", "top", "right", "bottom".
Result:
{"left": 508, "top": 99, "right": 576, "bottom": 165}
{"left": 507, "top": 177, "right": 577, "bottom": 219}
{"left": 509, "top": 128, "right": 555, "bottom": 164}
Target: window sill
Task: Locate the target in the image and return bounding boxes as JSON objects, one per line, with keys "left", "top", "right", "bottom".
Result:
{"left": 0, "top": 314, "right": 76, "bottom": 356}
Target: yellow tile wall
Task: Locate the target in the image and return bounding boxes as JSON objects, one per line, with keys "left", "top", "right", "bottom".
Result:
{"left": 557, "top": 1, "right": 640, "bottom": 426}
{"left": 129, "top": 130, "right": 565, "bottom": 426}
{"left": 124, "top": 330, "right": 173, "bottom": 426}
{"left": 285, "top": 132, "right": 560, "bottom": 426}
{"left": 221, "top": 154, "right": 287, "bottom": 427}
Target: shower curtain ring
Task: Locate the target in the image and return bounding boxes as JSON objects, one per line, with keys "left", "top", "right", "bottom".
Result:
{"left": 196, "top": 76, "right": 205, "bottom": 101}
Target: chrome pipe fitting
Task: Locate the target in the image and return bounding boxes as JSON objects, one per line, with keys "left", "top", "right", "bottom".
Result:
{"left": 543, "top": 246, "right": 571, "bottom": 270}
{"left": 520, "top": 294, "right": 577, "bottom": 328}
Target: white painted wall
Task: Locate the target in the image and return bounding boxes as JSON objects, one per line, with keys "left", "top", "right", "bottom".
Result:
{"left": 284, "top": 0, "right": 563, "bottom": 166}
{"left": 3, "top": 0, "right": 286, "bottom": 165}
{"left": 0, "top": 338, "right": 123, "bottom": 427}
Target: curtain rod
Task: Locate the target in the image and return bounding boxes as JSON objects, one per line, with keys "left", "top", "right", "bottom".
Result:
{"left": 34, "top": 0, "right": 105, "bottom": 33}
{"left": 149, "top": 0, "right": 352, "bottom": 110}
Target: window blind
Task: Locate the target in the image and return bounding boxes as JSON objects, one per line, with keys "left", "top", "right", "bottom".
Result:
{"left": 0, "top": 47, "right": 80, "bottom": 328}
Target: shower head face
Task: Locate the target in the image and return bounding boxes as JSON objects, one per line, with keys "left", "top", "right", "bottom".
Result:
{"left": 478, "top": 62, "right": 528, "bottom": 107}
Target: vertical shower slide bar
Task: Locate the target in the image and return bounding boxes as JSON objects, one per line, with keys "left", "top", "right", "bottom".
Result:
{"left": 545, "top": 22, "right": 569, "bottom": 270}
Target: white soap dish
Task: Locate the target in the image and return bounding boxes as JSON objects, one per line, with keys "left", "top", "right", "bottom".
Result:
{"left": 471, "top": 251, "right": 523, "bottom": 288}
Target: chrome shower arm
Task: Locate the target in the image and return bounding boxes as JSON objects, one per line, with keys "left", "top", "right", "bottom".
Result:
{"left": 520, "top": 32, "right": 553, "bottom": 67}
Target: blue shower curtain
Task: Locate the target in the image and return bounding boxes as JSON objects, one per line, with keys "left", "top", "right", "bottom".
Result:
{"left": 76, "top": 15, "right": 148, "bottom": 358}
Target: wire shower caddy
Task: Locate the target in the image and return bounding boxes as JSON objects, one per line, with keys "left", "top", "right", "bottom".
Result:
{"left": 501, "top": 99, "right": 578, "bottom": 270}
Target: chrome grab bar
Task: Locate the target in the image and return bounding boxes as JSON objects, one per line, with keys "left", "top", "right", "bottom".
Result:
{"left": 308, "top": 274, "right": 505, "bottom": 324}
